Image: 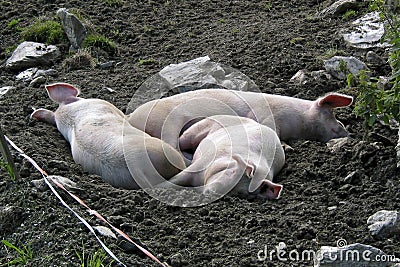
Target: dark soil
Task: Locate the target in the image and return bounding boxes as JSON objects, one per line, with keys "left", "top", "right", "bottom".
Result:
{"left": 0, "top": 0, "right": 399, "bottom": 266}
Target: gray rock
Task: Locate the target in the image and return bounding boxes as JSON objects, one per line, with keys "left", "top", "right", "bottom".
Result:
{"left": 324, "top": 56, "right": 368, "bottom": 80}
{"left": 366, "top": 51, "right": 386, "bottom": 66}
{"left": 0, "top": 86, "right": 13, "bottom": 97}
{"left": 47, "top": 175, "right": 81, "bottom": 191}
{"left": 290, "top": 69, "right": 332, "bottom": 85}
{"left": 290, "top": 69, "right": 309, "bottom": 85}
{"left": 315, "top": 243, "right": 394, "bottom": 267}
{"left": 5, "top": 41, "right": 60, "bottom": 71}
{"left": 31, "top": 178, "right": 48, "bottom": 192}
{"left": 319, "top": 0, "right": 358, "bottom": 18}
{"left": 367, "top": 210, "right": 400, "bottom": 239}
{"left": 126, "top": 56, "right": 259, "bottom": 113}
{"left": 327, "top": 137, "right": 350, "bottom": 153}
{"left": 16, "top": 67, "right": 38, "bottom": 82}
{"left": 57, "top": 8, "right": 87, "bottom": 50}
{"left": 342, "top": 12, "right": 387, "bottom": 49}
{"left": 32, "top": 68, "right": 58, "bottom": 79}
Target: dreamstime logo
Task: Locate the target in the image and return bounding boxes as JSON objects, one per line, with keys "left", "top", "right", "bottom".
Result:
{"left": 122, "top": 61, "right": 279, "bottom": 207}
{"left": 257, "top": 239, "right": 398, "bottom": 264}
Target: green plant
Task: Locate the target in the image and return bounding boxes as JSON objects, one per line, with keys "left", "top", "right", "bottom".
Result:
{"left": 0, "top": 161, "right": 16, "bottom": 180}
{"left": 7, "top": 19, "right": 21, "bottom": 31}
{"left": 138, "top": 58, "right": 156, "bottom": 66}
{"left": 354, "top": 0, "right": 400, "bottom": 126}
{"left": 342, "top": 10, "right": 357, "bottom": 20}
{"left": 1, "top": 240, "right": 33, "bottom": 266}
{"left": 21, "top": 18, "right": 67, "bottom": 44}
{"left": 76, "top": 246, "right": 113, "bottom": 267}
{"left": 82, "top": 34, "right": 117, "bottom": 55}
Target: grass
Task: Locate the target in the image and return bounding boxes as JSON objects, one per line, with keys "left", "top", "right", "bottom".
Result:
{"left": 21, "top": 18, "right": 67, "bottom": 44}
{"left": 63, "top": 49, "right": 97, "bottom": 70}
{"left": 82, "top": 34, "right": 117, "bottom": 55}
{"left": 138, "top": 58, "right": 156, "bottom": 66}
{"left": 76, "top": 245, "right": 114, "bottom": 267}
{"left": 0, "top": 240, "right": 33, "bottom": 266}
{"left": 7, "top": 19, "right": 22, "bottom": 31}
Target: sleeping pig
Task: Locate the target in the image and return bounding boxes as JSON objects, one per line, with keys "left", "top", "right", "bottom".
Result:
{"left": 127, "top": 89, "right": 353, "bottom": 151}
{"left": 31, "top": 83, "right": 186, "bottom": 189}
{"left": 158, "top": 115, "right": 285, "bottom": 200}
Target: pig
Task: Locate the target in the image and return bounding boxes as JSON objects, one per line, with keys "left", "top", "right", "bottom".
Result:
{"left": 31, "top": 82, "right": 186, "bottom": 190}
{"left": 158, "top": 115, "right": 285, "bottom": 199}
{"left": 127, "top": 89, "right": 353, "bottom": 152}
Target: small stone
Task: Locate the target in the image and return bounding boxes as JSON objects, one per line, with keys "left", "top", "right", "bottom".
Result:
{"left": 327, "top": 206, "right": 337, "bottom": 211}
{"left": 31, "top": 178, "right": 48, "bottom": 192}
{"left": 367, "top": 210, "right": 400, "bottom": 239}
{"left": 48, "top": 175, "right": 80, "bottom": 191}
{"left": 98, "top": 61, "right": 116, "bottom": 69}
{"left": 16, "top": 68, "right": 38, "bottom": 82}
{"left": 93, "top": 226, "right": 117, "bottom": 239}
{"left": 327, "top": 137, "right": 350, "bottom": 153}
{"left": 0, "top": 86, "right": 13, "bottom": 96}
{"left": 366, "top": 51, "right": 386, "bottom": 66}
{"left": 29, "top": 76, "right": 46, "bottom": 87}
{"left": 324, "top": 56, "right": 368, "bottom": 80}
{"left": 290, "top": 69, "right": 309, "bottom": 85}
{"left": 343, "top": 170, "right": 361, "bottom": 184}
{"left": 319, "top": 0, "right": 358, "bottom": 18}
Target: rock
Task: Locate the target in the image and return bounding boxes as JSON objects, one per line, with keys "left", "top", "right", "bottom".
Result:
{"left": 0, "top": 86, "right": 13, "bottom": 97}
{"left": 342, "top": 12, "right": 387, "bottom": 49}
{"left": 5, "top": 41, "right": 60, "bottom": 71}
{"left": 47, "top": 175, "right": 81, "bottom": 191}
{"left": 290, "top": 69, "right": 309, "bottom": 85}
{"left": 327, "top": 137, "right": 350, "bottom": 153}
{"left": 290, "top": 69, "right": 332, "bottom": 85}
{"left": 29, "top": 76, "right": 46, "bottom": 87}
{"left": 98, "top": 61, "right": 117, "bottom": 69}
{"left": 126, "top": 56, "right": 259, "bottom": 113}
{"left": 367, "top": 210, "right": 400, "bottom": 239}
{"left": 31, "top": 178, "right": 48, "bottom": 192}
{"left": 343, "top": 170, "right": 360, "bottom": 184}
{"left": 366, "top": 51, "right": 386, "bottom": 67}
{"left": 319, "top": 0, "right": 358, "bottom": 18}
{"left": 16, "top": 67, "right": 38, "bottom": 82}
{"left": 93, "top": 226, "right": 117, "bottom": 239}
{"left": 33, "top": 69, "right": 58, "bottom": 79}
{"left": 315, "top": 243, "right": 394, "bottom": 267}
{"left": 57, "top": 8, "right": 87, "bottom": 50}
{"left": 324, "top": 56, "right": 368, "bottom": 80}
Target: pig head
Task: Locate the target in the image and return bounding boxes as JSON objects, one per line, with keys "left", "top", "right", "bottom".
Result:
{"left": 127, "top": 89, "right": 353, "bottom": 148}
{"left": 31, "top": 83, "right": 186, "bottom": 190}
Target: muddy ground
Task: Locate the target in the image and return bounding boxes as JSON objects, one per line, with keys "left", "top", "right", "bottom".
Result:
{"left": 0, "top": 0, "right": 399, "bottom": 266}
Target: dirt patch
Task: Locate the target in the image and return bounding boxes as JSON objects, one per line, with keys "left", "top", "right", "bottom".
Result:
{"left": 0, "top": 0, "right": 399, "bottom": 266}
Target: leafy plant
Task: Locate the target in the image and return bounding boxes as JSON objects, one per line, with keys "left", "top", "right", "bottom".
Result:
{"left": 21, "top": 18, "right": 67, "bottom": 44}
{"left": 353, "top": 0, "right": 400, "bottom": 126}
{"left": 0, "top": 240, "right": 33, "bottom": 266}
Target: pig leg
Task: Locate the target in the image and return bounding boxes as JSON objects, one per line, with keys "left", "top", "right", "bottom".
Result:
{"left": 31, "top": 108, "right": 56, "bottom": 125}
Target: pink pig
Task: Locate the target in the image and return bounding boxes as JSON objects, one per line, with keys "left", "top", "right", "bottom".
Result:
{"left": 159, "top": 115, "right": 285, "bottom": 199}
{"left": 31, "top": 83, "right": 186, "bottom": 189}
{"left": 127, "top": 89, "right": 353, "bottom": 150}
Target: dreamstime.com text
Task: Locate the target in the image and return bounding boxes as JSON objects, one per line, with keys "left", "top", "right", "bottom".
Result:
{"left": 256, "top": 239, "right": 398, "bottom": 264}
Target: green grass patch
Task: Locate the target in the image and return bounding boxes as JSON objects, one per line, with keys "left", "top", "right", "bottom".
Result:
{"left": 21, "top": 18, "right": 67, "bottom": 44}
{"left": 82, "top": 34, "right": 117, "bottom": 55}
{"left": 1, "top": 240, "right": 33, "bottom": 266}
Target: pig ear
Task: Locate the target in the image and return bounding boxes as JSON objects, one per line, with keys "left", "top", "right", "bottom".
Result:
{"left": 45, "top": 83, "right": 80, "bottom": 104}
{"left": 31, "top": 108, "right": 56, "bottom": 125}
{"left": 317, "top": 93, "right": 353, "bottom": 108}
